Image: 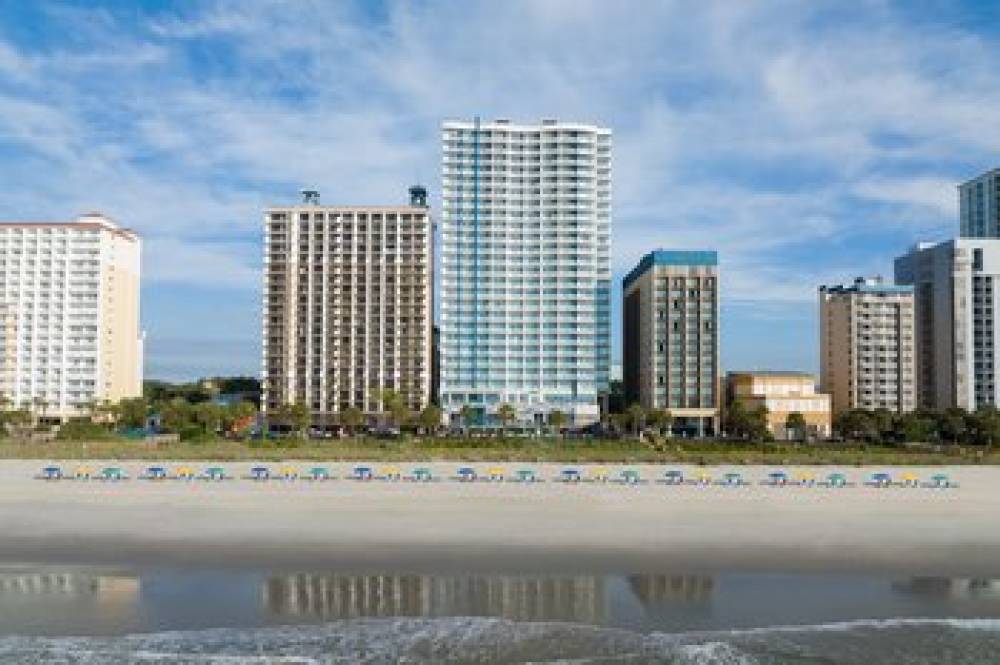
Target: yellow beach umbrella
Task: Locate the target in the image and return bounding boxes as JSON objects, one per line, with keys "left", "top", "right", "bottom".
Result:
{"left": 590, "top": 466, "right": 609, "bottom": 478}
{"left": 797, "top": 471, "right": 816, "bottom": 482}
{"left": 696, "top": 472, "right": 712, "bottom": 483}
{"left": 487, "top": 466, "right": 505, "bottom": 477}
{"left": 381, "top": 466, "right": 401, "bottom": 477}
{"left": 75, "top": 465, "right": 94, "bottom": 478}
{"left": 281, "top": 465, "right": 299, "bottom": 476}
{"left": 176, "top": 466, "right": 195, "bottom": 478}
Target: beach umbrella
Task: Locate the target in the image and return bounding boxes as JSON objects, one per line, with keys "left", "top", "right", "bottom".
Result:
{"left": 457, "top": 467, "right": 477, "bottom": 481}
{"left": 410, "top": 467, "right": 432, "bottom": 482}
{"left": 620, "top": 469, "right": 641, "bottom": 484}
{"left": 768, "top": 471, "right": 789, "bottom": 486}
{"left": 279, "top": 465, "right": 299, "bottom": 479}
{"left": 249, "top": 466, "right": 271, "bottom": 481}
{"left": 381, "top": 466, "right": 401, "bottom": 480}
{"left": 664, "top": 470, "right": 684, "bottom": 484}
{"left": 723, "top": 472, "right": 742, "bottom": 486}
{"left": 695, "top": 471, "right": 712, "bottom": 485}
{"left": 560, "top": 468, "right": 581, "bottom": 482}
{"left": 515, "top": 468, "right": 537, "bottom": 483}
{"left": 901, "top": 472, "right": 919, "bottom": 487}
{"left": 796, "top": 471, "right": 816, "bottom": 486}
{"left": 143, "top": 466, "right": 167, "bottom": 480}
{"left": 827, "top": 472, "right": 847, "bottom": 487}
{"left": 40, "top": 466, "right": 63, "bottom": 480}
{"left": 870, "top": 472, "right": 892, "bottom": 487}
{"left": 101, "top": 467, "right": 126, "bottom": 481}
{"left": 352, "top": 465, "right": 373, "bottom": 480}
{"left": 589, "top": 467, "right": 610, "bottom": 482}
{"left": 176, "top": 466, "right": 196, "bottom": 480}
{"left": 74, "top": 465, "right": 94, "bottom": 480}
{"left": 202, "top": 466, "right": 227, "bottom": 481}
{"left": 930, "top": 473, "right": 952, "bottom": 488}
{"left": 308, "top": 466, "right": 331, "bottom": 481}
{"left": 487, "top": 466, "right": 506, "bottom": 480}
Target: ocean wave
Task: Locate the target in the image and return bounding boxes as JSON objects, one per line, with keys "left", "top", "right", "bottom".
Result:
{"left": 1, "top": 616, "right": 997, "bottom": 664}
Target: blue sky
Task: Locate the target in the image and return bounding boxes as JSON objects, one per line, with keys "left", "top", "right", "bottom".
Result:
{"left": 0, "top": 0, "right": 997, "bottom": 381}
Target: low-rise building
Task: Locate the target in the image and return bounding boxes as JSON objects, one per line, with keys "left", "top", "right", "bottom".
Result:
{"left": 726, "top": 371, "right": 832, "bottom": 440}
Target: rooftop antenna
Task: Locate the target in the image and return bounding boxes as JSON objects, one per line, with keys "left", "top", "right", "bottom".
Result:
{"left": 300, "top": 189, "right": 320, "bottom": 205}
{"left": 409, "top": 184, "right": 428, "bottom": 208}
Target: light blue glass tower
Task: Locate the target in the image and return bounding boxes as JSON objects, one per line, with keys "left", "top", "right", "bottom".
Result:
{"left": 439, "top": 118, "right": 612, "bottom": 427}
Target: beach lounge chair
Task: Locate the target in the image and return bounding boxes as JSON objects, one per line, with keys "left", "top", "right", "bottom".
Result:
{"left": 868, "top": 472, "right": 893, "bottom": 488}
{"left": 408, "top": 467, "right": 433, "bottom": 482}
{"left": 306, "top": 466, "right": 331, "bottom": 481}
{"left": 351, "top": 465, "right": 374, "bottom": 481}
{"left": 589, "top": 467, "right": 610, "bottom": 483}
{"left": 900, "top": 472, "right": 920, "bottom": 488}
{"left": 381, "top": 466, "right": 402, "bottom": 481}
{"left": 100, "top": 467, "right": 127, "bottom": 481}
{"left": 141, "top": 466, "right": 167, "bottom": 480}
{"left": 619, "top": 469, "right": 642, "bottom": 485}
{"left": 721, "top": 472, "right": 744, "bottom": 487}
{"left": 487, "top": 466, "right": 506, "bottom": 481}
{"left": 663, "top": 470, "right": 684, "bottom": 485}
{"left": 175, "top": 466, "right": 196, "bottom": 480}
{"left": 74, "top": 465, "right": 95, "bottom": 480}
{"left": 279, "top": 466, "right": 299, "bottom": 480}
{"left": 929, "top": 473, "right": 955, "bottom": 489}
{"left": 766, "top": 471, "right": 789, "bottom": 486}
{"left": 39, "top": 466, "right": 63, "bottom": 480}
{"left": 559, "top": 468, "right": 582, "bottom": 483}
{"left": 514, "top": 468, "right": 538, "bottom": 483}
{"left": 457, "top": 467, "right": 477, "bottom": 482}
{"left": 796, "top": 472, "right": 816, "bottom": 487}
{"left": 826, "top": 472, "right": 848, "bottom": 488}
{"left": 249, "top": 466, "right": 271, "bottom": 481}
{"left": 201, "top": 466, "right": 228, "bottom": 481}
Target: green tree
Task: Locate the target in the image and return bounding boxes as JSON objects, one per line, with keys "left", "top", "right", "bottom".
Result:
{"left": 117, "top": 397, "right": 148, "bottom": 429}
{"left": 548, "top": 409, "right": 568, "bottom": 435}
{"left": 834, "top": 409, "right": 877, "bottom": 442}
{"left": 785, "top": 412, "right": 807, "bottom": 441}
{"left": 459, "top": 404, "right": 476, "bottom": 429}
{"left": 418, "top": 405, "right": 443, "bottom": 434}
{"left": 646, "top": 408, "right": 672, "bottom": 436}
{"left": 338, "top": 406, "right": 365, "bottom": 436}
{"left": 495, "top": 403, "right": 517, "bottom": 431}
{"left": 893, "top": 410, "right": 936, "bottom": 444}
{"left": 968, "top": 406, "right": 1000, "bottom": 447}
{"left": 379, "top": 390, "right": 410, "bottom": 429}
{"left": 937, "top": 407, "right": 968, "bottom": 445}
{"left": 625, "top": 403, "right": 645, "bottom": 437}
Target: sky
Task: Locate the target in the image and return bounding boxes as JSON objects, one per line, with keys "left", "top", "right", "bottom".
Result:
{"left": 0, "top": 0, "right": 998, "bottom": 381}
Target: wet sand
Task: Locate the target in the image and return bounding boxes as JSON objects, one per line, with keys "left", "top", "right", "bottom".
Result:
{"left": 1, "top": 460, "right": 997, "bottom": 576}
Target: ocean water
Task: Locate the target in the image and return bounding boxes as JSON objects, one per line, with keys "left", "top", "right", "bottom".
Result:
{"left": 0, "top": 567, "right": 998, "bottom": 663}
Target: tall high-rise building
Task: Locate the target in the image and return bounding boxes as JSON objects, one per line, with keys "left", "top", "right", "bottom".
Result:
{"left": 818, "top": 277, "right": 916, "bottom": 415}
{"left": 622, "top": 250, "right": 719, "bottom": 436}
{"left": 439, "top": 118, "right": 611, "bottom": 426}
{"left": 960, "top": 168, "right": 1000, "bottom": 238}
{"left": 0, "top": 213, "right": 142, "bottom": 420}
{"left": 262, "top": 188, "right": 433, "bottom": 424}
{"left": 894, "top": 238, "right": 1000, "bottom": 410}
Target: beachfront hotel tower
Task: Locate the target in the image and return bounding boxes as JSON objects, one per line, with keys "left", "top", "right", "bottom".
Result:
{"left": 439, "top": 119, "right": 612, "bottom": 427}
{"left": 895, "top": 238, "right": 1000, "bottom": 410}
{"left": 819, "top": 277, "right": 916, "bottom": 415}
{"left": 261, "top": 188, "right": 433, "bottom": 423}
{"left": 959, "top": 168, "right": 1000, "bottom": 238}
{"left": 0, "top": 214, "right": 142, "bottom": 421}
{"left": 622, "top": 250, "right": 720, "bottom": 437}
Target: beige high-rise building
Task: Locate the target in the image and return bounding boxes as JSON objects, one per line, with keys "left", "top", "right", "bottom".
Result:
{"left": 622, "top": 250, "right": 719, "bottom": 436}
{"left": 262, "top": 188, "right": 433, "bottom": 425}
{"left": 819, "top": 277, "right": 916, "bottom": 415}
{"left": 0, "top": 213, "right": 142, "bottom": 420}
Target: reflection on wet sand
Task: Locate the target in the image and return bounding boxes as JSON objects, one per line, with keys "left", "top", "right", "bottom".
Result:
{"left": 627, "top": 574, "right": 714, "bottom": 605}
{"left": 262, "top": 573, "right": 720, "bottom": 623}
{"left": 0, "top": 571, "right": 139, "bottom": 602}
{"left": 263, "top": 573, "right": 608, "bottom": 623}
{"left": 892, "top": 577, "right": 1000, "bottom": 600}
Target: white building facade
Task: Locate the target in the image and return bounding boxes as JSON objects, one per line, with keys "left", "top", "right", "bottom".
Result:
{"left": 894, "top": 238, "right": 1000, "bottom": 410}
{"left": 439, "top": 118, "right": 612, "bottom": 427}
{"left": 0, "top": 214, "right": 142, "bottom": 420}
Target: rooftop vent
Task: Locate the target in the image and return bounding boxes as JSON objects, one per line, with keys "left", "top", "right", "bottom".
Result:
{"left": 300, "top": 189, "right": 320, "bottom": 205}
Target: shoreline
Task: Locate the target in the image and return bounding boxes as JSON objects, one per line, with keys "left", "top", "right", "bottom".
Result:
{"left": 2, "top": 460, "right": 998, "bottom": 577}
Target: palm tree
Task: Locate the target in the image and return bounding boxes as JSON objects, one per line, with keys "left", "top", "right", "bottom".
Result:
{"left": 338, "top": 406, "right": 364, "bottom": 437}
{"left": 459, "top": 404, "right": 475, "bottom": 430}
{"left": 548, "top": 410, "right": 568, "bottom": 436}
{"left": 785, "top": 412, "right": 807, "bottom": 442}
{"left": 418, "top": 405, "right": 442, "bottom": 435}
{"left": 625, "top": 403, "right": 645, "bottom": 437}
{"left": 495, "top": 403, "right": 517, "bottom": 433}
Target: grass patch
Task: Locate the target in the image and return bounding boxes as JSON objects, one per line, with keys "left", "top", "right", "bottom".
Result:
{"left": 0, "top": 436, "right": 996, "bottom": 465}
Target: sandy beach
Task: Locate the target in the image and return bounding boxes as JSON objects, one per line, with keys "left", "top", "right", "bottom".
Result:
{"left": 1, "top": 460, "right": 998, "bottom": 576}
